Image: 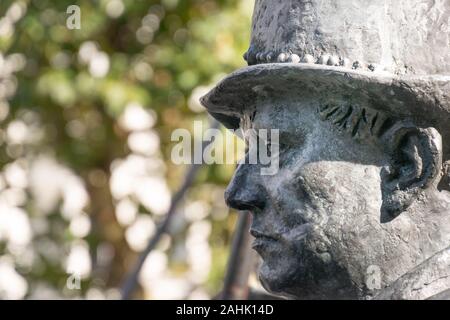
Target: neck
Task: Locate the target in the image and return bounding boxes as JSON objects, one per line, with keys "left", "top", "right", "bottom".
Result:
{"left": 374, "top": 189, "right": 450, "bottom": 299}
{"left": 374, "top": 245, "right": 450, "bottom": 300}
{"left": 409, "top": 189, "right": 450, "bottom": 241}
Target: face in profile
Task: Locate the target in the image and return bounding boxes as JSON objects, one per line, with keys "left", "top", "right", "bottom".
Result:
{"left": 224, "top": 100, "right": 444, "bottom": 299}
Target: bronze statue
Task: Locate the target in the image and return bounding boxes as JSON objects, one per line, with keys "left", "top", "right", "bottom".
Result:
{"left": 201, "top": 0, "right": 450, "bottom": 299}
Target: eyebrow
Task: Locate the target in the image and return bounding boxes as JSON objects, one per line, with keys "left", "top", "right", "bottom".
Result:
{"left": 242, "top": 128, "right": 301, "bottom": 149}
{"left": 242, "top": 111, "right": 305, "bottom": 145}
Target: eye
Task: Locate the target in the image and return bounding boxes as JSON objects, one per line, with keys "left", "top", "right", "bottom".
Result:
{"left": 263, "top": 139, "right": 272, "bottom": 157}
{"left": 292, "top": 175, "right": 313, "bottom": 201}
{"left": 262, "top": 138, "right": 291, "bottom": 170}
{"left": 258, "top": 135, "right": 274, "bottom": 157}
{"left": 243, "top": 129, "right": 289, "bottom": 166}
{"left": 265, "top": 138, "right": 290, "bottom": 159}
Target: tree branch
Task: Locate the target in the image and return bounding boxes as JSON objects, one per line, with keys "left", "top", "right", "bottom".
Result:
{"left": 221, "top": 212, "right": 253, "bottom": 300}
{"left": 120, "top": 119, "right": 220, "bottom": 299}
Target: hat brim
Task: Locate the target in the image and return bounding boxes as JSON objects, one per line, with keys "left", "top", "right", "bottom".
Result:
{"left": 200, "top": 64, "right": 450, "bottom": 140}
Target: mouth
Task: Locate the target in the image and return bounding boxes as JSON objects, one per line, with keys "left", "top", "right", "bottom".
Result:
{"left": 250, "top": 222, "right": 311, "bottom": 252}
{"left": 250, "top": 229, "right": 278, "bottom": 250}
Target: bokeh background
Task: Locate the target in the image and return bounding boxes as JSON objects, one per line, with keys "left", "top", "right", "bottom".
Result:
{"left": 0, "top": 0, "right": 254, "bottom": 299}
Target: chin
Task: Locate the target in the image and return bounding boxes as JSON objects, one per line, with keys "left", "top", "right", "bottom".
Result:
{"left": 258, "top": 259, "right": 305, "bottom": 298}
{"left": 257, "top": 249, "right": 360, "bottom": 299}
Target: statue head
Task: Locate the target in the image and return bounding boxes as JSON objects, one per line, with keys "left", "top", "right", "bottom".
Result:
{"left": 201, "top": 0, "right": 450, "bottom": 299}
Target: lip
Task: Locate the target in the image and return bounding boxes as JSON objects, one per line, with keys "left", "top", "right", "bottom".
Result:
{"left": 250, "top": 229, "right": 278, "bottom": 240}
{"left": 250, "top": 229, "right": 278, "bottom": 250}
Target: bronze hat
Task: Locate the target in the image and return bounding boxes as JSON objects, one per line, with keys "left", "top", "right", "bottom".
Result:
{"left": 201, "top": 0, "right": 450, "bottom": 159}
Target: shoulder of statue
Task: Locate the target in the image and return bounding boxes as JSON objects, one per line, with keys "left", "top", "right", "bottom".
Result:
{"left": 427, "top": 288, "right": 450, "bottom": 300}
{"left": 374, "top": 246, "right": 450, "bottom": 300}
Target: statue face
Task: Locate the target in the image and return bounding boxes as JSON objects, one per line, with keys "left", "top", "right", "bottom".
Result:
{"left": 224, "top": 100, "right": 421, "bottom": 299}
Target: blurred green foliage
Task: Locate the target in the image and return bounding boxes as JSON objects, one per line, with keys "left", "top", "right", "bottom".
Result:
{"left": 0, "top": 0, "right": 252, "bottom": 299}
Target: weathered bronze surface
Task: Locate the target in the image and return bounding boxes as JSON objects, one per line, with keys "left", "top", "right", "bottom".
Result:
{"left": 202, "top": 0, "right": 450, "bottom": 300}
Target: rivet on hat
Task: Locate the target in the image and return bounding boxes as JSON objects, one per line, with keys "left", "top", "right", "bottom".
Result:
{"left": 256, "top": 52, "right": 262, "bottom": 62}
{"left": 302, "top": 54, "right": 315, "bottom": 64}
{"left": 352, "top": 61, "right": 362, "bottom": 69}
{"left": 327, "top": 56, "right": 340, "bottom": 66}
{"left": 246, "top": 46, "right": 257, "bottom": 65}
{"left": 243, "top": 51, "right": 249, "bottom": 62}
{"left": 319, "top": 54, "right": 330, "bottom": 65}
{"left": 289, "top": 54, "right": 301, "bottom": 63}
{"left": 340, "top": 58, "right": 352, "bottom": 68}
{"left": 277, "top": 53, "right": 288, "bottom": 63}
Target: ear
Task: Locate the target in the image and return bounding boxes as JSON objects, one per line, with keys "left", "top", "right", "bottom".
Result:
{"left": 380, "top": 122, "right": 443, "bottom": 222}
{"left": 439, "top": 160, "right": 450, "bottom": 191}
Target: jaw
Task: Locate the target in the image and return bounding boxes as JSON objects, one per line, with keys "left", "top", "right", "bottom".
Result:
{"left": 258, "top": 261, "right": 303, "bottom": 299}
{"left": 256, "top": 237, "right": 365, "bottom": 300}
{"left": 258, "top": 261, "right": 362, "bottom": 300}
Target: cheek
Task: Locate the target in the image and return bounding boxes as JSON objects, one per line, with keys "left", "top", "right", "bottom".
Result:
{"left": 299, "top": 162, "right": 383, "bottom": 218}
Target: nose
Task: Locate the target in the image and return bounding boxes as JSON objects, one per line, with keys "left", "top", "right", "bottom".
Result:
{"left": 224, "top": 163, "right": 266, "bottom": 211}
